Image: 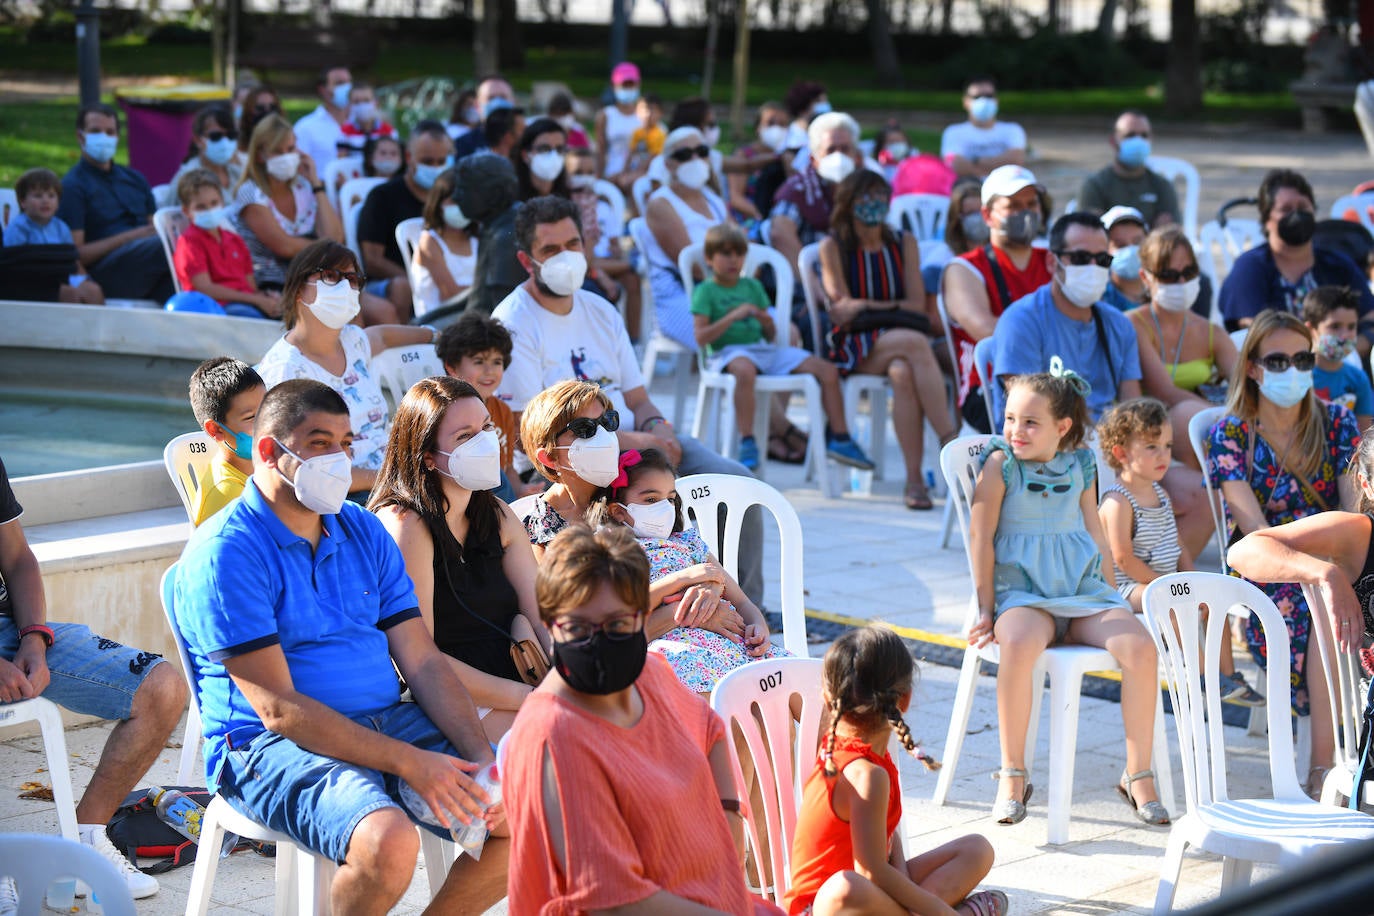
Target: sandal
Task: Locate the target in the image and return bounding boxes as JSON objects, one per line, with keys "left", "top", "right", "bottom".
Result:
{"left": 1116, "top": 769, "right": 1170, "bottom": 825}
{"left": 905, "top": 481, "right": 934, "bottom": 511}
{"left": 991, "top": 768, "right": 1033, "bottom": 825}
{"left": 956, "top": 889, "right": 1010, "bottom": 916}
{"left": 767, "top": 424, "right": 808, "bottom": 464}
{"left": 1304, "top": 765, "right": 1333, "bottom": 801}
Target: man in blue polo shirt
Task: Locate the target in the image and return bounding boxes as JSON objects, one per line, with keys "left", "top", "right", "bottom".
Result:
{"left": 175, "top": 379, "right": 504, "bottom": 913}
{"left": 58, "top": 104, "right": 174, "bottom": 303}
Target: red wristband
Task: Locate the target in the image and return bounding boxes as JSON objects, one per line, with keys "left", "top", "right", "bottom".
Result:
{"left": 19, "top": 624, "right": 55, "bottom": 648}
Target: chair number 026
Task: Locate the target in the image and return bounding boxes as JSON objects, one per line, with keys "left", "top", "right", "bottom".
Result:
{"left": 690, "top": 485, "right": 711, "bottom": 500}
{"left": 967, "top": 444, "right": 984, "bottom": 457}
{"left": 758, "top": 670, "right": 783, "bottom": 692}
{"left": 1170, "top": 582, "right": 1191, "bottom": 596}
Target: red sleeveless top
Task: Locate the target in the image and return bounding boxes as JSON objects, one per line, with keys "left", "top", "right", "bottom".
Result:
{"left": 949, "top": 244, "right": 1052, "bottom": 406}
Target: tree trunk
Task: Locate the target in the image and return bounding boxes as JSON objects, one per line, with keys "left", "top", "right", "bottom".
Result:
{"left": 499, "top": 0, "right": 524, "bottom": 70}
{"left": 940, "top": 0, "right": 954, "bottom": 33}
{"left": 1165, "top": 0, "right": 1203, "bottom": 114}
{"left": 1046, "top": 0, "right": 1059, "bottom": 32}
{"left": 474, "top": 0, "right": 500, "bottom": 77}
{"left": 1096, "top": 0, "right": 1119, "bottom": 39}
{"left": 701, "top": 0, "right": 720, "bottom": 99}
{"left": 729, "top": 0, "right": 751, "bottom": 141}
{"left": 864, "top": 0, "right": 902, "bottom": 86}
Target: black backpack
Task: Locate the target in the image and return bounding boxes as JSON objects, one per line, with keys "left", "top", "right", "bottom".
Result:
{"left": 105, "top": 786, "right": 216, "bottom": 873}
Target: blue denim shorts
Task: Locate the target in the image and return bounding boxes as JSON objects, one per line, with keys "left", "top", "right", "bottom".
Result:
{"left": 364, "top": 277, "right": 393, "bottom": 299}
{"left": 216, "top": 702, "right": 457, "bottom": 863}
{"left": 0, "top": 617, "right": 166, "bottom": 720}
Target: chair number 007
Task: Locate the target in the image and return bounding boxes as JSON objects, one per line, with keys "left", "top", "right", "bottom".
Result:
{"left": 1170, "top": 582, "right": 1191, "bottom": 596}
{"left": 189, "top": 441, "right": 208, "bottom": 454}
{"left": 691, "top": 485, "right": 711, "bottom": 500}
{"left": 758, "top": 671, "right": 783, "bottom": 692}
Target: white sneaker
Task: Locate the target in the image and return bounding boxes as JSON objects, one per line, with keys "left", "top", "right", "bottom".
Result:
{"left": 81, "top": 828, "right": 159, "bottom": 899}
{"left": 0, "top": 876, "right": 17, "bottom": 916}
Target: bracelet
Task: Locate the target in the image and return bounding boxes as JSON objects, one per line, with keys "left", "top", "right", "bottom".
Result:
{"left": 19, "top": 624, "right": 55, "bottom": 648}
{"left": 311, "top": 184, "right": 326, "bottom": 194}
{"left": 422, "top": 324, "right": 439, "bottom": 344}
{"left": 639, "top": 415, "right": 669, "bottom": 432}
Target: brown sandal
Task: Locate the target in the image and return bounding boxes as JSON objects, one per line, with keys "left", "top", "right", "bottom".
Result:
{"left": 767, "top": 424, "right": 808, "bottom": 464}
{"left": 905, "top": 481, "right": 934, "bottom": 511}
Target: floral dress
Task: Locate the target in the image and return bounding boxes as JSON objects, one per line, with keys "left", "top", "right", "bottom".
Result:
{"left": 523, "top": 494, "right": 569, "bottom": 548}
{"left": 642, "top": 526, "right": 788, "bottom": 694}
{"left": 1206, "top": 402, "right": 1360, "bottom": 714}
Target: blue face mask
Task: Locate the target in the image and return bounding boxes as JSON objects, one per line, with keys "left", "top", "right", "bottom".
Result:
{"left": 1117, "top": 135, "right": 1151, "bottom": 169}
{"left": 969, "top": 97, "right": 998, "bottom": 124}
{"left": 810, "top": 100, "right": 832, "bottom": 116}
{"left": 216, "top": 423, "right": 253, "bottom": 460}
{"left": 331, "top": 81, "right": 353, "bottom": 109}
{"left": 83, "top": 132, "right": 118, "bottom": 163}
{"left": 414, "top": 163, "right": 444, "bottom": 190}
{"left": 1111, "top": 244, "right": 1141, "bottom": 281}
{"left": 204, "top": 136, "right": 237, "bottom": 166}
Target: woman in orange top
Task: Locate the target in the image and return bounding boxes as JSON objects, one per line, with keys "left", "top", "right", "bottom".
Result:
{"left": 502, "top": 525, "right": 784, "bottom": 916}
{"left": 787, "top": 627, "right": 1004, "bottom": 916}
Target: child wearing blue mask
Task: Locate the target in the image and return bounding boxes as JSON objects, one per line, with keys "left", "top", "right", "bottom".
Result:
{"left": 187, "top": 356, "right": 266, "bottom": 526}
{"left": 172, "top": 169, "right": 282, "bottom": 319}
{"left": 4, "top": 167, "right": 104, "bottom": 304}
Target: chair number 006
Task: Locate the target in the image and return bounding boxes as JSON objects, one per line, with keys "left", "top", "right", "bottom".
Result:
{"left": 690, "top": 485, "right": 711, "bottom": 500}
{"left": 1170, "top": 582, "right": 1191, "bottom": 596}
{"left": 758, "top": 670, "right": 783, "bottom": 692}
{"left": 189, "top": 441, "right": 208, "bottom": 454}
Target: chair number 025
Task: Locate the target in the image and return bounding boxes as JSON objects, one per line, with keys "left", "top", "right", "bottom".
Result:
{"left": 758, "top": 670, "right": 783, "bottom": 692}
{"left": 690, "top": 485, "right": 711, "bottom": 500}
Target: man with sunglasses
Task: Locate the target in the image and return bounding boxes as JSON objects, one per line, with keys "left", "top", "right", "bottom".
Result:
{"left": 940, "top": 77, "right": 1027, "bottom": 180}
{"left": 494, "top": 195, "right": 767, "bottom": 606}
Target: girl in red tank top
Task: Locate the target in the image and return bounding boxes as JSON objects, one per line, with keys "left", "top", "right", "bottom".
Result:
{"left": 786, "top": 627, "right": 1008, "bottom": 916}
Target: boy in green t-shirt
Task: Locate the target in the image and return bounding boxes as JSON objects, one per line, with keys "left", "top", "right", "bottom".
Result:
{"left": 689, "top": 223, "right": 874, "bottom": 472}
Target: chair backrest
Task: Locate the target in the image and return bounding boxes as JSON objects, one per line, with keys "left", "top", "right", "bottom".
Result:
{"left": 0, "top": 187, "right": 18, "bottom": 229}
{"left": 940, "top": 435, "right": 993, "bottom": 559}
{"left": 887, "top": 193, "right": 950, "bottom": 243}
{"left": 675, "top": 473, "right": 808, "bottom": 657}
{"left": 796, "top": 242, "right": 827, "bottom": 358}
{"left": 508, "top": 493, "right": 540, "bottom": 523}
{"left": 1186, "top": 405, "right": 1229, "bottom": 573}
{"left": 594, "top": 179, "right": 627, "bottom": 238}
{"left": 1301, "top": 583, "right": 1366, "bottom": 789}
{"left": 323, "top": 157, "right": 366, "bottom": 212}
{"left": 1140, "top": 572, "right": 1306, "bottom": 812}
{"left": 151, "top": 182, "right": 173, "bottom": 208}
{"left": 710, "top": 658, "right": 826, "bottom": 905}
{"left": 340, "top": 177, "right": 386, "bottom": 260}
{"left": 161, "top": 564, "right": 207, "bottom": 742}
{"left": 677, "top": 242, "right": 795, "bottom": 369}
{"left": 1145, "top": 155, "right": 1201, "bottom": 240}
{"left": 394, "top": 216, "right": 426, "bottom": 314}
{"left": 632, "top": 174, "right": 655, "bottom": 216}
{"left": 163, "top": 431, "right": 216, "bottom": 523}
{"left": 370, "top": 343, "right": 444, "bottom": 405}
{"left": 1331, "top": 193, "right": 1374, "bottom": 235}
{"left": 1196, "top": 218, "right": 1264, "bottom": 288}
{"left": 153, "top": 206, "right": 190, "bottom": 294}
{"left": 972, "top": 335, "right": 997, "bottom": 428}
{"left": 0, "top": 833, "right": 137, "bottom": 916}
{"left": 935, "top": 288, "right": 960, "bottom": 380}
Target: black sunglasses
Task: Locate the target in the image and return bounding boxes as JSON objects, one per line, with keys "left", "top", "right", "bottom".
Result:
{"left": 1254, "top": 351, "right": 1316, "bottom": 373}
{"left": 670, "top": 145, "right": 711, "bottom": 163}
{"left": 557, "top": 409, "right": 620, "bottom": 440}
{"left": 1153, "top": 265, "right": 1200, "bottom": 283}
{"left": 1055, "top": 249, "right": 1113, "bottom": 268}
{"left": 532, "top": 143, "right": 568, "bottom": 156}
{"left": 253, "top": 104, "right": 281, "bottom": 116}
{"left": 204, "top": 130, "right": 238, "bottom": 143}
{"left": 311, "top": 268, "right": 368, "bottom": 291}
{"left": 968, "top": 92, "right": 996, "bottom": 100}
{"left": 1027, "top": 482, "right": 1072, "bottom": 494}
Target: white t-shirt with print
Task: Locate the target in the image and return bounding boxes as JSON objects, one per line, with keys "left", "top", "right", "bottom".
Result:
{"left": 491, "top": 285, "right": 644, "bottom": 427}
{"left": 939, "top": 120, "right": 1027, "bottom": 163}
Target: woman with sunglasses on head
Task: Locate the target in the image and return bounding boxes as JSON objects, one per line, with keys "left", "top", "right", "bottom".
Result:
{"left": 1205, "top": 307, "right": 1360, "bottom": 794}
{"left": 1127, "top": 227, "right": 1238, "bottom": 471}
{"left": 169, "top": 104, "right": 244, "bottom": 204}
{"left": 236, "top": 85, "right": 281, "bottom": 155}
{"left": 643, "top": 126, "right": 731, "bottom": 349}
{"left": 256, "top": 240, "right": 441, "bottom": 495}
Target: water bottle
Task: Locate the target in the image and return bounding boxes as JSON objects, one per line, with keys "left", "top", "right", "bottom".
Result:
{"left": 451, "top": 763, "right": 501, "bottom": 861}
{"left": 44, "top": 878, "right": 75, "bottom": 912}
{"left": 149, "top": 786, "right": 205, "bottom": 844}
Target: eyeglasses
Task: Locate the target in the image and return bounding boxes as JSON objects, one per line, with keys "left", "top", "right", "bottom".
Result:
{"left": 310, "top": 268, "right": 367, "bottom": 291}
{"left": 253, "top": 104, "right": 281, "bottom": 116}
{"left": 532, "top": 143, "right": 568, "bottom": 155}
{"left": 557, "top": 409, "right": 620, "bottom": 440}
{"left": 1254, "top": 350, "right": 1316, "bottom": 372}
{"left": 551, "top": 611, "right": 644, "bottom": 644}
{"left": 204, "top": 130, "right": 238, "bottom": 143}
{"left": 1054, "top": 250, "right": 1113, "bottom": 268}
{"left": 1027, "top": 482, "right": 1072, "bottom": 494}
{"left": 1152, "top": 265, "right": 1200, "bottom": 283}
{"left": 967, "top": 92, "right": 996, "bottom": 100}
{"left": 670, "top": 145, "right": 711, "bottom": 163}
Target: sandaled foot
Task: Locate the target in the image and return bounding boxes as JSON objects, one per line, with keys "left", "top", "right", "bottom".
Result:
{"left": 957, "top": 889, "right": 1010, "bottom": 916}
{"left": 767, "top": 425, "right": 808, "bottom": 464}
{"left": 1116, "top": 769, "right": 1170, "bottom": 825}
{"left": 1304, "top": 765, "right": 1333, "bottom": 801}
{"left": 991, "top": 768, "right": 1033, "bottom": 825}
{"left": 905, "top": 481, "right": 934, "bottom": 511}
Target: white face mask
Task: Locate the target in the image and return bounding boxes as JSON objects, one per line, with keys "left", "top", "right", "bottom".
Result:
{"left": 436, "top": 429, "right": 502, "bottom": 491}
{"left": 884, "top": 141, "right": 910, "bottom": 161}
{"left": 1057, "top": 263, "right": 1110, "bottom": 308}
{"left": 350, "top": 102, "right": 378, "bottom": 124}
{"left": 530, "top": 149, "right": 565, "bottom": 182}
{"left": 1153, "top": 277, "right": 1200, "bottom": 313}
{"left": 275, "top": 440, "right": 353, "bottom": 515}
{"left": 815, "top": 150, "right": 856, "bottom": 185}
{"left": 533, "top": 250, "right": 588, "bottom": 297}
{"left": 192, "top": 206, "right": 228, "bottom": 230}
{"left": 266, "top": 152, "right": 300, "bottom": 182}
{"left": 556, "top": 425, "right": 619, "bottom": 487}
{"left": 442, "top": 202, "right": 471, "bottom": 229}
{"left": 1258, "top": 366, "right": 1313, "bottom": 409}
{"left": 758, "top": 124, "right": 787, "bottom": 152}
{"left": 703, "top": 126, "right": 721, "bottom": 148}
{"left": 372, "top": 157, "right": 402, "bottom": 176}
{"left": 308, "top": 278, "right": 362, "bottom": 329}
{"left": 621, "top": 499, "right": 676, "bottom": 539}
{"left": 674, "top": 157, "right": 711, "bottom": 191}
{"left": 567, "top": 174, "right": 597, "bottom": 191}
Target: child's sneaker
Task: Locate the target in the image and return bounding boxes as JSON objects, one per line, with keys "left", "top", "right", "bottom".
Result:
{"left": 1218, "top": 670, "right": 1265, "bottom": 707}
{"left": 737, "top": 436, "right": 760, "bottom": 471}
{"left": 826, "top": 436, "right": 875, "bottom": 470}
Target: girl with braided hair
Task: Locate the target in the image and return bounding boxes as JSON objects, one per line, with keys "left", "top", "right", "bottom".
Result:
{"left": 786, "top": 626, "right": 1004, "bottom": 916}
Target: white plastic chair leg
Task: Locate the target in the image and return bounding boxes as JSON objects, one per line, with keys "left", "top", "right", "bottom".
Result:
{"left": 1045, "top": 665, "right": 1086, "bottom": 845}
{"left": 869, "top": 388, "right": 889, "bottom": 482}
{"left": 940, "top": 500, "right": 958, "bottom": 549}
{"left": 1022, "top": 657, "right": 1049, "bottom": 788}
{"left": 27, "top": 699, "right": 80, "bottom": 842}
{"left": 418, "top": 829, "right": 455, "bottom": 899}
{"left": 176, "top": 704, "right": 201, "bottom": 785}
{"left": 932, "top": 646, "right": 983, "bottom": 806}
{"left": 801, "top": 380, "right": 835, "bottom": 498}
{"left": 185, "top": 803, "right": 228, "bottom": 916}
{"left": 671, "top": 352, "right": 692, "bottom": 427}
{"left": 1153, "top": 831, "right": 1188, "bottom": 915}
{"left": 297, "top": 844, "right": 334, "bottom": 915}
{"left": 1151, "top": 692, "right": 1177, "bottom": 816}
{"left": 1218, "top": 856, "right": 1253, "bottom": 891}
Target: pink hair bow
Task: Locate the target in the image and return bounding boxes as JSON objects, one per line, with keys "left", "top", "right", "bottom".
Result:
{"left": 611, "top": 450, "right": 642, "bottom": 489}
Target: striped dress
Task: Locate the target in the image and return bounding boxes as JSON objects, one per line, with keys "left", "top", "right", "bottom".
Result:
{"left": 1107, "top": 481, "right": 1180, "bottom": 600}
{"left": 828, "top": 230, "right": 907, "bottom": 376}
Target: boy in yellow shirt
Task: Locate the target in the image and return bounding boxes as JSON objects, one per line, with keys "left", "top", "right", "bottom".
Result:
{"left": 187, "top": 357, "right": 265, "bottom": 526}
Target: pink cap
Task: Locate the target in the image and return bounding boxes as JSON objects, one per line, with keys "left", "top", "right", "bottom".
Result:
{"left": 611, "top": 62, "right": 641, "bottom": 85}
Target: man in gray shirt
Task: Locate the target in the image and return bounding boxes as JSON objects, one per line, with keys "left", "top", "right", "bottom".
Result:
{"left": 1077, "top": 111, "right": 1179, "bottom": 228}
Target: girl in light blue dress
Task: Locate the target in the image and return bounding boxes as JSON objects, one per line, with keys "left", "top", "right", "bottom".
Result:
{"left": 967, "top": 359, "right": 1169, "bottom": 830}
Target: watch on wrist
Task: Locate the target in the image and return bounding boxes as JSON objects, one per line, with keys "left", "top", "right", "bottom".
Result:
{"left": 311, "top": 184, "right": 326, "bottom": 194}
{"left": 19, "top": 624, "right": 55, "bottom": 648}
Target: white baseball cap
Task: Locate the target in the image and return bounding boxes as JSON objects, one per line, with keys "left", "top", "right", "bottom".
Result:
{"left": 980, "top": 165, "right": 1040, "bottom": 206}
{"left": 1101, "top": 205, "right": 1148, "bottom": 232}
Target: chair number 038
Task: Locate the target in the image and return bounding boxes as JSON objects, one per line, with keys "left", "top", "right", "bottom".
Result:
{"left": 189, "top": 441, "right": 208, "bottom": 454}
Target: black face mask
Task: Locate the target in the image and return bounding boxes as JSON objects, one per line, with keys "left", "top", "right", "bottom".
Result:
{"left": 552, "top": 630, "right": 647, "bottom": 695}
{"left": 999, "top": 210, "right": 1040, "bottom": 246}
{"left": 1276, "top": 209, "right": 1316, "bottom": 247}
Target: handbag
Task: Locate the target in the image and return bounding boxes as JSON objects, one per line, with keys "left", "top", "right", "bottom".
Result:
{"left": 845, "top": 307, "right": 931, "bottom": 335}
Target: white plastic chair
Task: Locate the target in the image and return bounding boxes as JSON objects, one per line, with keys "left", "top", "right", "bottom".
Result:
{"left": 678, "top": 242, "right": 833, "bottom": 496}
{"left": 631, "top": 174, "right": 655, "bottom": 216}
{"left": 508, "top": 493, "right": 540, "bottom": 523}
{"left": 932, "top": 436, "right": 1175, "bottom": 845}
{"left": 972, "top": 335, "right": 997, "bottom": 429}
{"left": 162, "top": 430, "right": 216, "bottom": 524}
{"left": 370, "top": 343, "right": 444, "bottom": 406}
{"left": 676, "top": 473, "right": 808, "bottom": 657}
{"left": 1146, "top": 155, "right": 1201, "bottom": 241}
{"left": 340, "top": 177, "right": 386, "bottom": 262}
{"left": 1140, "top": 573, "right": 1374, "bottom": 913}
{"left": 394, "top": 217, "right": 426, "bottom": 315}
{"left": 1195, "top": 219, "right": 1264, "bottom": 294}
{"left": 0, "top": 187, "right": 19, "bottom": 230}
{"left": 0, "top": 833, "right": 135, "bottom": 916}
{"left": 1186, "top": 406, "right": 1229, "bottom": 574}
{"left": 153, "top": 206, "right": 190, "bottom": 294}
{"left": 887, "top": 193, "right": 950, "bottom": 243}
{"left": 628, "top": 217, "right": 693, "bottom": 427}
{"left": 150, "top": 182, "right": 173, "bottom": 208}
{"left": 594, "top": 179, "right": 627, "bottom": 238}
{"left": 1301, "top": 584, "right": 1374, "bottom": 809}
{"left": 323, "top": 157, "right": 366, "bottom": 213}
{"left": 0, "top": 701, "right": 78, "bottom": 842}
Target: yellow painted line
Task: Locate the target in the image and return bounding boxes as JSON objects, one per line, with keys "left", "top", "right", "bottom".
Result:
{"left": 803, "top": 607, "right": 1126, "bottom": 683}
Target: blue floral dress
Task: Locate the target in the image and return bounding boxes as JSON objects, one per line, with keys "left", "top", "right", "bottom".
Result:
{"left": 1206, "top": 402, "right": 1360, "bottom": 715}
{"left": 641, "top": 527, "right": 788, "bottom": 694}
